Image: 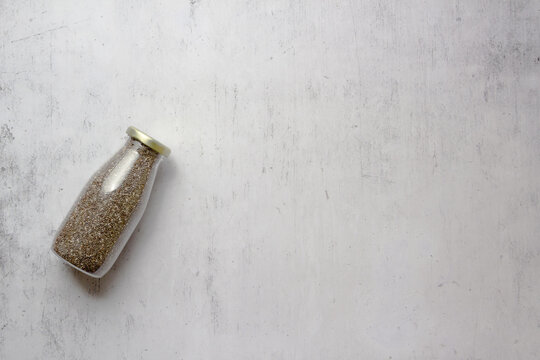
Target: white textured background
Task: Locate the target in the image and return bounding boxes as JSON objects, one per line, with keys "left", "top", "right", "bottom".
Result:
{"left": 1, "top": 1, "right": 540, "bottom": 359}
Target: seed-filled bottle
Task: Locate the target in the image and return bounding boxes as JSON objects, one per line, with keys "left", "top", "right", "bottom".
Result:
{"left": 52, "top": 126, "right": 170, "bottom": 278}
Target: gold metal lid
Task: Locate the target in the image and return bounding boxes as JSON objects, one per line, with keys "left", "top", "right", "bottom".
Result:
{"left": 126, "top": 126, "right": 171, "bottom": 157}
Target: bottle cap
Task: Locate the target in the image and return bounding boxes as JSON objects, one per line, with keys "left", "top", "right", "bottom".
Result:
{"left": 126, "top": 126, "right": 171, "bottom": 157}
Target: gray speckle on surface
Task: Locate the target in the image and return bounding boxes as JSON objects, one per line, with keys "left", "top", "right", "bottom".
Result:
{"left": 0, "top": 125, "right": 15, "bottom": 143}
{"left": 1, "top": 0, "right": 540, "bottom": 359}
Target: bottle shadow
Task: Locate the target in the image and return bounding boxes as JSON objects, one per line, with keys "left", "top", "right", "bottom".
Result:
{"left": 70, "top": 156, "right": 181, "bottom": 296}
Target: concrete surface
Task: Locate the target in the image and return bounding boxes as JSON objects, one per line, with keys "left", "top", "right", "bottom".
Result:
{"left": 1, "top": 1, "right": 540, "bottom": 359}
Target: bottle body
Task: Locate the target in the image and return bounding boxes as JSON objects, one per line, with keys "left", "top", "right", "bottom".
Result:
{"left": 52, "top": 138, "right": 163, "bottom": 278}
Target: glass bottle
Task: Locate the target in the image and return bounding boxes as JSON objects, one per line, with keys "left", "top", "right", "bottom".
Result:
{"left": 52, "top": 126, "right": 170, "bottom": 278}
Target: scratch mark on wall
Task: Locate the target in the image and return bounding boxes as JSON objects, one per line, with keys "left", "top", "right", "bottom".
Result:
{"left": 11, "top": 26, "right": 67, "bottom": 43}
